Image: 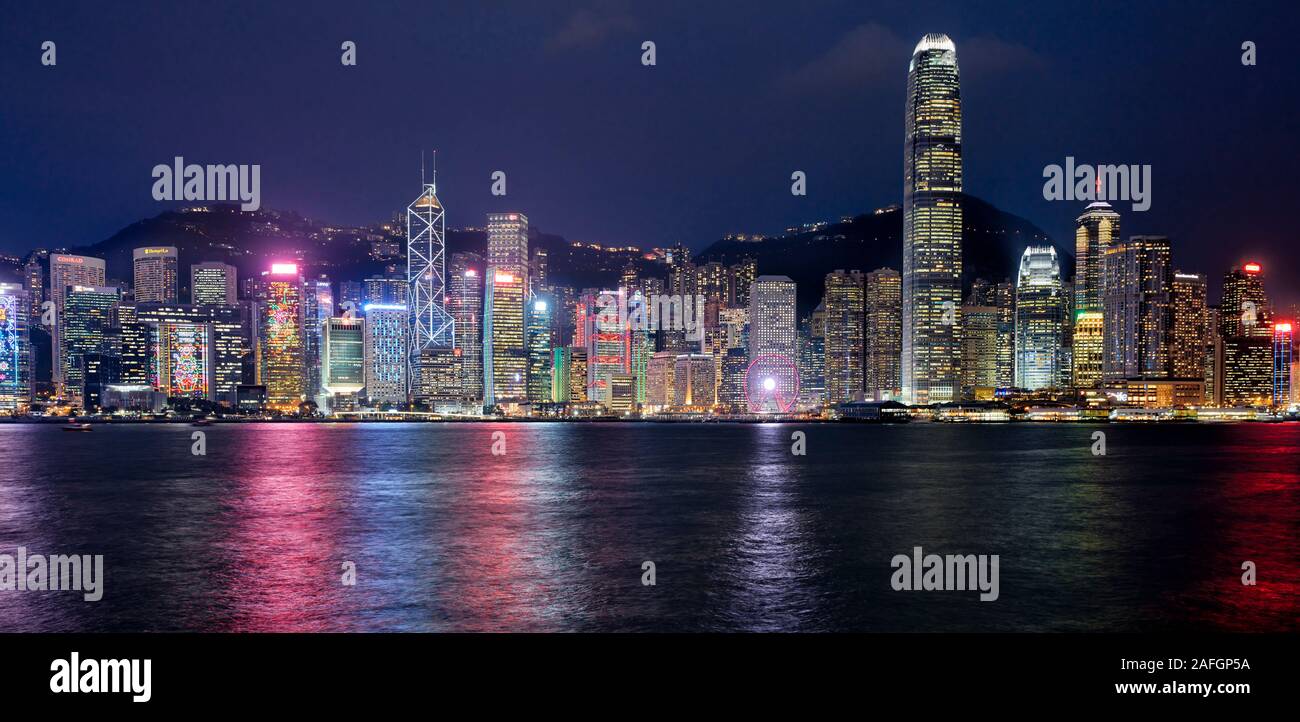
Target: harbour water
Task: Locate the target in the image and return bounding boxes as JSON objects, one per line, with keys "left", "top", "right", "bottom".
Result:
{"left": 0, "top": 422, "right": 1296, "bottom": 632}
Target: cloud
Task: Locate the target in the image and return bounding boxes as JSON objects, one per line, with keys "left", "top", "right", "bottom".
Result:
{"left": 775, "top": 24, "right": 910, "bottom": 95}
{"left": 546, "top": 8, "right": 639, "bottom": 52}
{"left": 775, "top": 24, "right": 1045, "bottom": 96}
{"left": 959, "top": 36, "right": 1047, "bottom": 78}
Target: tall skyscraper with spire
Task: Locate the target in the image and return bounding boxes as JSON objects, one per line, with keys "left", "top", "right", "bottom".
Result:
{"left": 902, "top": 33, "right": 963, "bottom": 405}
{"left": 1072, "top": 202, "right": 1120, "bottom": 388}
{"left": 407, "top": 156, "right": 455, "bottom": 357}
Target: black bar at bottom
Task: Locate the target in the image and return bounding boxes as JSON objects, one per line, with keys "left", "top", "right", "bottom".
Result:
{"left": 0, "top": 633, "right": 1289, "bottom": 709}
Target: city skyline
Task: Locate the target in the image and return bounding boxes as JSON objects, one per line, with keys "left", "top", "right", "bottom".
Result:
{"left": 2, "top": 1, "right": 1298, "bottom": 310}
{"left": 1, "top": 24, "right": 1297, "bottom": 420}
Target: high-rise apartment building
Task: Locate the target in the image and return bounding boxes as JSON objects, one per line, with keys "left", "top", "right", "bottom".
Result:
{"left": 864, "top": 267, "right": 902, "bottom": 400}
{"left": 1170, "top": 272, "right": 1209, "bottom": 380}
{"left": 822, "top": 270, "right": 864, "bottom": 404}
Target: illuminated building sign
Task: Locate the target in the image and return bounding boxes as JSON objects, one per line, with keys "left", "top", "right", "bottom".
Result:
{"left": 159, "top": 322, "right": 210, "bottom": 398}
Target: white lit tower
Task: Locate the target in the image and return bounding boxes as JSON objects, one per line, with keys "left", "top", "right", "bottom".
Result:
{"left": 407, "top": 155, "right": 456, "bottom": 365}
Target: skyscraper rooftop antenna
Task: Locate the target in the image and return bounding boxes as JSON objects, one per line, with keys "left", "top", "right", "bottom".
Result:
{"left": 431, "top": 149, "right": 437, "bottom": 192}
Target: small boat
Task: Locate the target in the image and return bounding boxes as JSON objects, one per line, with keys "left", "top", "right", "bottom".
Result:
{"left": 191, "top": 418, "right": 214, "bottom": 427}
{"left": 62, "top": 422, "right": 93, "bottom": 432}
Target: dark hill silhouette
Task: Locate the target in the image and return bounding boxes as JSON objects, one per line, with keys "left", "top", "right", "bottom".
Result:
{"left": 71, "top": 196, "right": 1064, "bottom": 310}
{"left": 694, "top": 194, "right": 1066, "bottom": 313}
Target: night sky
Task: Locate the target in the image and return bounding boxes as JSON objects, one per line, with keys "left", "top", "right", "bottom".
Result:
{"left": 1, "top": 1, "right": 1296, "bottom": 306}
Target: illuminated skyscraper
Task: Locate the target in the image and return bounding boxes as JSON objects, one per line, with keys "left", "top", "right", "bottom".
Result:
{"left": 156, "top": 321, "right": 213, "bottom": 399}
{"left": 1073, "top": 203, "right": 1121, "bottom": 314}
{"left": 1223, "top": 335, "right": 1273, "bottom": 406}
{"left": 322, "top": 317, "right": 366, "bottom": 404}
{"left": 719, "top": 347, "right": 748, "bottom": 411}
{"left": 961, "top": 305, "right": 1000, "bottom": 392}
{"left": 483, "top": 269, "right": 526, "bottom": 405}
{"left": 729, "top": 257, "right": 757, "bottom": 307}
{"left": 583, "top": 290, "right": 630, "bottom": 405}
{"left": 132, "top": 303, "right": 243, "bottom": 401}
{"left": 530, "top": 247, "right": 549, "bottom": 294}
{"left": 799, "top": 304, "right": 826, "bottom": 410}
{"left": 191, "top": 262, "right": 238, "bottom": 306}
{"left": 132, "top": 246, "right": 179, "bottom": 303}
{"left": 1170, "top": 272, "right": 1209, "bottom": 380}
{"left": 257, "top": 263, "right": 305, "bottom": 413}
{"left": 747, "top": 275, "right": 798, "bottom": 411}
{"left": 448, "top": 252, "right": 484, "bottom": 402}
{"left": 365, "top": 271, "right": 408, "bottom": 308}
{"left": 696, "top": 261, "right": 729, "bottom": 304}
{"left": 363, "top": 304, "right": 408, "bottom": 406}
{"left": 902, "top": 33, "right": 963, "bottom": 404}
{"left": 407, "top": 174, "right": 454, "bottom": 366}
{"left": 823, "top": 270, "right": 864, "bottom": 404}
{"left": 413, "top": 347, "right": 463, "bottom": 408}
{"left": 1103, "top": 236, "right": 1173, "bottom": 383}
{"left": 550, "top": 347, "right": 570, "bottom": 403}
{"left": 673, "top": 353, "right": 716, "bottom": 408}
{"left": 50, "top": 254, "right": 106, "bottom": 395}
{"left": 62, "top": 285, "right": 121, "bottom": 406}
{"left": 1072, "top": 202, "right": 1120, "bottom": 388}
{"left": 645, "top": 350, "right": 676, "bottom": 409}
{"left": 0, "top": 283, "right": 31, "bottom": 413}
{"left": 50, "top": 254, "right": 106, "bottom": 312}
{"left": 23, "top": 250, "right": 45, "bottom": 325}
{"left": 486, "top": 213, "right": 530, "bottom": 280}
{"left": 338, "top": 281, "right": 364, "bottom": 314}
{"left": 207, "top": 305, "right": 245, "bottom": 399}
{"left": 865, "top": 268, "right": 902, "bottom": 400}
{"left": 482, "top": 213, "right": 529, "bottom": 407}
{"left": 608, "top": 373, "right": 636, "bottom": 414}
{"left": 1273, "top": 322, "right": 1293, "bottom": 407}
{"left": 628, "top": 300, "right": 655, "bottom": 406}
{"left": 526, "top": 297, "right": 554, "bottom": 403}
{"left": 303, "top": 276, "right": 334, "bottom": 403}
{"left": 567, "top": 347, "right": 588, "bottom": 403}
{"left": 1013, "top": 246, "right": 1067, "bottom": 390}
{"left": 1220, "top": 263, "right": 1270, "bottom": 338}
{"left": 967, "top": 277, "right": 1014, "bottom": 388}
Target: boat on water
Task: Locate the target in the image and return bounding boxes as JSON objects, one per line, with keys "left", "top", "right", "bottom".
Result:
{"left": 191, "top": 418, "right": 214, "bottom": 427}
{"left": 62, "top": 422, "right": 93, "bottom": 432}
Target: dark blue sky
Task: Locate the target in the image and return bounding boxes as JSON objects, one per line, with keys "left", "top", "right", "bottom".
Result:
{"left": 1, "top": 1, "right": 1296, "bottom": 306}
